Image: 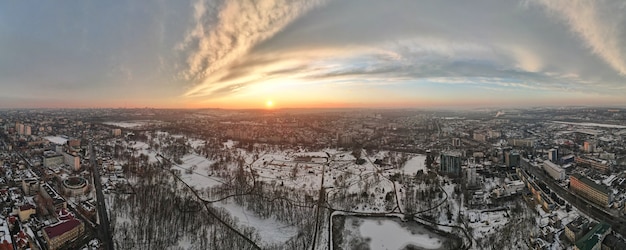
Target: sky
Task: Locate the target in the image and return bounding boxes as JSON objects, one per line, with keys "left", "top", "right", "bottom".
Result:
{"left": 1, "top": 0, "right": 626, "bottom": 109}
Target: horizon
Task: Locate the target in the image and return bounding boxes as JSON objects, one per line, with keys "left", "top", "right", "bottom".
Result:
{"left": 2, "top": 1, "right": 626, "bottom": 109}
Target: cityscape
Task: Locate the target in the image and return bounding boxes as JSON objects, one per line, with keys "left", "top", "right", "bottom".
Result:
{"left": 2, "top": 0, "right": 626, "bottom": 250}
{"left": 1, "top": 108, "right": 626, "bottom": 249}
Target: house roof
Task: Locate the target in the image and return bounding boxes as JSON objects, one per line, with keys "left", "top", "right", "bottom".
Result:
{"left": 43, "top": 219, "right": 81, "bottom": 239}
{"left": 575, "top": 221, "right": 611, "bottom": 250}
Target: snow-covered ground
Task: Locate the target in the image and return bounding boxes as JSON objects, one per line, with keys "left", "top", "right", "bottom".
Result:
{"left": 466, "top": 209, "right": 510, "bottom": 239}
{"left": 360, "top": 219, "right": 442, "bottom": 249}
{"left": 213, "top": 200, "right": 298, "bottom": 246}
{"left": 103, "top": 121, "right": 149, "bottom": 128}
{"left": 403, "top": 155, "right": 427, "bottom": 175}
{"left": 551, "top": 121, "right": 626, "bottom": 129}
{"left": 171, "top": 154, "right": 222, "bottom": 190}
{"left": 128, "top": 141, "right": 158, "bottom": 163}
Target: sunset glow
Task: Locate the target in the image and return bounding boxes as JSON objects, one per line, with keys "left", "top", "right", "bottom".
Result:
{"left": 1, "top": 1, "right": 626, "bottom": 109}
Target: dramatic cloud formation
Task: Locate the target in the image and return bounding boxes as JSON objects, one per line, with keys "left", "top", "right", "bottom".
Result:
{"left": 1, "top": 0, "right": 625, "bottom": 108}
{"left": 179, "top": 0, "right": 626, "bottom": 106}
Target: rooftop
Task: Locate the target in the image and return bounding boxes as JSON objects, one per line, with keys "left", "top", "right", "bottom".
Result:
{"left": 571, "top": 173, "right": 611, "bottom": 195}
{"left": 43, "top": 219, "right": 82, "bottom": 239}
{"left": 575, "top": 221, "right": 611, "bottom": 250}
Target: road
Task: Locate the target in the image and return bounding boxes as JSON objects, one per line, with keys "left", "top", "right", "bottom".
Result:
{"left": 90, "top": 143, "right": 114, "bottom": 250}
{"left": 520, "top": 159, "right": 626, "bottom": 235}
{"left": 311, "top": 161, "right": 327, "bottom": 250}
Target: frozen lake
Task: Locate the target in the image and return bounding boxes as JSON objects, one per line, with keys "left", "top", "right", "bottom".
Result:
{"left": 332, "top": 215, "right": 460, "bottom": 250}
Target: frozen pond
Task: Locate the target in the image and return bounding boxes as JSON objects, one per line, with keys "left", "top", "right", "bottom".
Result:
{"left": 332, "top": 215, "right": 460, "bottom": 250}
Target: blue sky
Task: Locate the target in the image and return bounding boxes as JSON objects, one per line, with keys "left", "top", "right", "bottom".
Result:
{"left": 1, "top": 0, "right": 626, "bottom": 108}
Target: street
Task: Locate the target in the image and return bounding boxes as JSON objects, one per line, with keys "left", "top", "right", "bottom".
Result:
{"left": 521, "top": 159, "right": 626, "bottom": 235}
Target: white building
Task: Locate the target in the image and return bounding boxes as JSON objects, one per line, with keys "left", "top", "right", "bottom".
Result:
{"left": 543, "top": 160, "right": 565, "bottom": 181}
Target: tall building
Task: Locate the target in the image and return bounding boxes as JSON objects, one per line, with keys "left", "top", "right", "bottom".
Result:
{"left": 583, "top": 141, "right": 596, "bottom": 153}
{"left": 16, "top": 122, "right": 25, "bottom": 135}
{"left": 112, "top": 128, "right": 122, "bottom": 136}
{"left": 548, "top": 148, "right": 558, "bottom": 163}
{"left": 440, "top": 151, "right": 463, "bottom": 176}
{"left": 24, "top": 125, "right": 32, "bottom": 136}
{"left": 452, "top": 138, "right": 461, "bottom": 147}
{"left": 505, "top": 151, "right": 521, "bottom": 168}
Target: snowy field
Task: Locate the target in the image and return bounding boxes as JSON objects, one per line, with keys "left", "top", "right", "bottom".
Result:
{"left": 103, "top": 121, "right": 147, "bottom": 128}
{"left": 336, "top": 216, "right": 452, "bottom": 250}
{"left": 171, "top": 154, "right": 223, "bottom": 190}
{"left": 551, "top": 121, "right": 626, "bottom": 129}
{"left": 128, "top": 141, "right": 158, "bottom": 163}
{"left": 403, "top": 154, "right": 427, "bottom": 175}
{"left": 466, "top": 209, "right": 510, "bottom": 239}
{"left": 213, "top": 200, "right": 298, "bottom": 246}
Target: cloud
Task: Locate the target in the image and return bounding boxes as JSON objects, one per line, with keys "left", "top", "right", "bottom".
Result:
{"left": 531, "top": 0, "right": 626, "bottom": 75}
{"left": 178, "top": 0, "right": 327, "bottom": 82}
{"left": 178, "top": 0, "right": 626, "bottom": 100}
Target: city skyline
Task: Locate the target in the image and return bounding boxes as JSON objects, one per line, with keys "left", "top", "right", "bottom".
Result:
{"left": 2, "top": 0, "right": 626, "bottom": 109}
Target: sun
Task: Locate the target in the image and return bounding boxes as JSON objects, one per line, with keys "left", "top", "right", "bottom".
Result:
{"left": 265, "top": 100, "right": 274, "bottom": 108}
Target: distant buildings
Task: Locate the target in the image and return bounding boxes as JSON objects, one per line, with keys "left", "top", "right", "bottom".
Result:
{"left": 508, "top": 138, "right": 534, "bottom": 147}
{"left": 112, "top": 128, "right": 122, "bottom": 137}
{"left": 452, "top": 138, "right": 461, "bottom": 147}
{"left": 472, "top": 132, "right": 486, "bottom": 142}
{"left": 583, "top": 141, "right": 596, "bottom": 153}
{"left": 569, "top": 173, "right": 613, "bottom": 207}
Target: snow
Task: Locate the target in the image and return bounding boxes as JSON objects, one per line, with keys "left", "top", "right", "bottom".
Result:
{"left": 214, "top": 200, "right": 297, "bottom": 246}
{"left": 466, "top": 209, "right": 510, "bottom": 239}
{"left": 128, "top": 141, "right": 158, "bottom": 163}
{"left": 103, "top": 121, "right": 146, "bottom": 128}
{"left": 359, "top": 218, "right": 443, "bottom": 249}
{"left": 172, "top": 154, "right": 222, "bottom": 190}
{"left": 403, "top": 155, "right": 427, "bottom": 175}
{"left": 223, "top": 140, "right": 235, "bottom": 149}
{"left": 44, "top": 136, "right": 68, "bottom": 145}
{"left": 552, "top": 121, "right": 626, "bottom": 129}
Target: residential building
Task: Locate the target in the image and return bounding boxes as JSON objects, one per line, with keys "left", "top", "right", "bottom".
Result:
{"left": 505, "top": 151, "right": 520, "bottom": 168}
{"left": 440, "top": 151, "right": 463, "bottom": 176}
{"left": 574, "top": 222, "right": 611, "bottom": 250}
{"left": 548, "top": 148, "right": 558, "bottom": 163}
{"left": 543, "top": 160, "right": 566, "bottom": 181}
{"left": 43, "top": 151, "right": 64, "bottom": 168}
{"left": 565, "top": 216, "right": 590, "bottom": 243}
{"left": 575, "top": 157, "right": 611, "bottom": 174}
{"left": 17, "top": 204, "right": 36, "bottom": 222}
{"left": 570, "top": 173, "right": 613, "bottom": 208}
{"left": 63, "top": 152, "right": 80, "bottom": 171}
{"left": 43, "top": 218, "right": 84, "bottom": 250}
